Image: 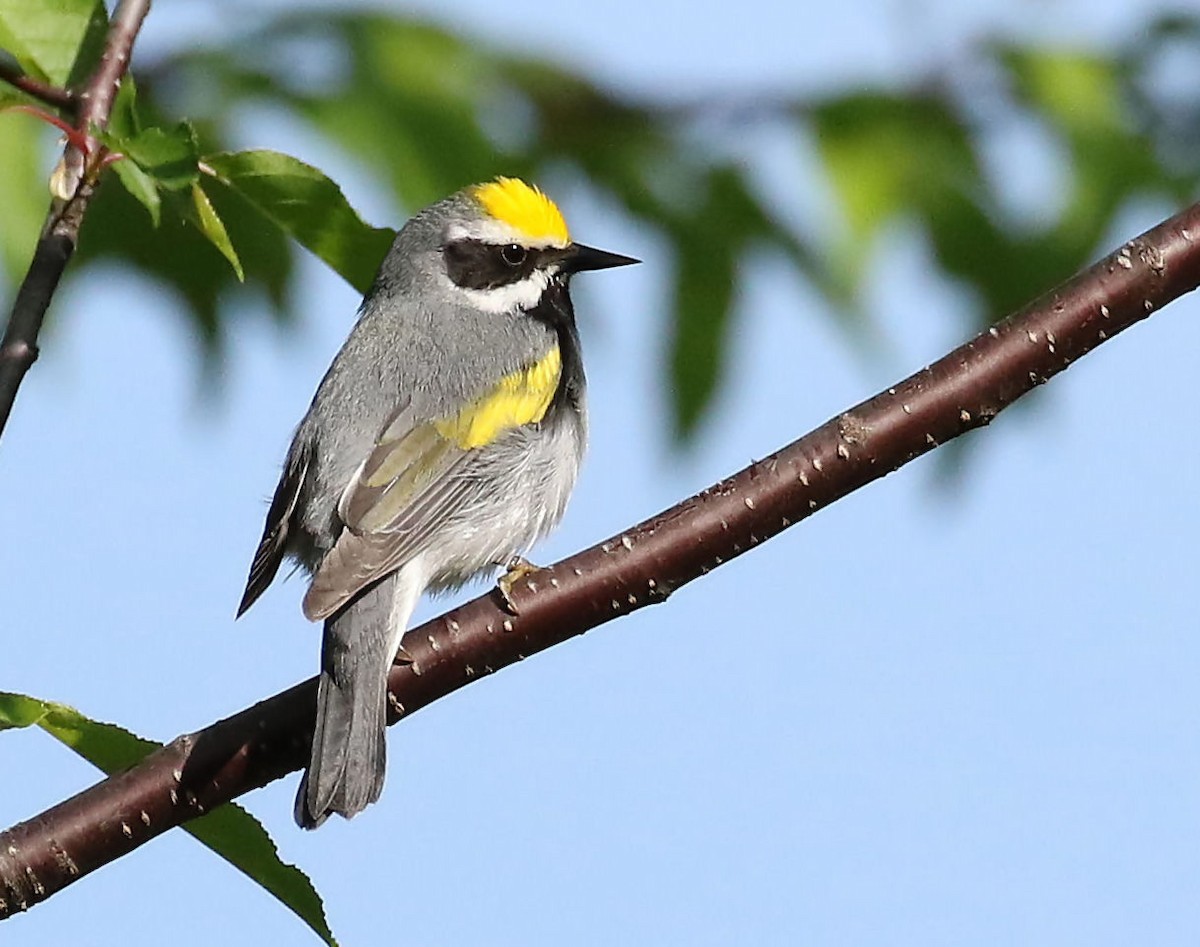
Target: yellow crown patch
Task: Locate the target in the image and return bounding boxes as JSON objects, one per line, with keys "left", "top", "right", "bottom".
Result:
{"left": 471, "top": 177, "right": 570, "bottom": 246}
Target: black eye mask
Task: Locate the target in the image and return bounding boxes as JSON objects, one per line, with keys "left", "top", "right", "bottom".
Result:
{"left": 442, "top": 239, "right": 554, "bottom": 290}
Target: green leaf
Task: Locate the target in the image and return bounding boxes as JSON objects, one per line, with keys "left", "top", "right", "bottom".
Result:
{"left": 186, "top": 802, "right": 338, "bottom": 946}
{"left": 0, "top": 83, "right": 40, "bottom": 111}
{"left": 0, "top": 0, "right": 107, "bottom": 87}
{"left": 203, "top": 149, "right": 394, "bottom": 294}
{"left": 99, "top": 116, "right": 212, "bottom": 242}
{"left": 118, "top": 121, "right": 201, "bottom": 191}
{"left": 0, "top": 111, "right": 51, "bottom": 289}
{"left": 0, "top": 692, "right": 160, "bottom": 768}
{"left": 111, "top": 158, "right": 161, "bottom": 225}
{"left": 0, "top": 692, "right": 53, "bottom": 729}
{"left": 101, "top": 77, "right": 164, "bottom": 223}
{"left": 187, "top": 180, "right": 243, "bottom": 279}
{"left": 63, "top": 0, "right": 106, "bottom": 91}
{"left": 0, "top": 693, "right": 337, "bottom": 946}
{"left": 107, "top": 70, "right": 141, "bottom": 139}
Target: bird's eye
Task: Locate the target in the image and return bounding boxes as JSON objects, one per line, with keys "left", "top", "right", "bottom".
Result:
{"left": 500, "top": 244, "right": 527, "bottom": 267}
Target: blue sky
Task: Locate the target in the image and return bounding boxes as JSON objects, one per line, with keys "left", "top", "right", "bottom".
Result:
{"left": 2, "top": 1, "right": 1198, "bottom": 945}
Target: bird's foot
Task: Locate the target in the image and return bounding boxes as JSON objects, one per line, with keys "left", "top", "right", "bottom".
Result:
{"left": 391, "top": 643, "right": 415, "bottom": 666}
{"left": 495, "top": 555, "right": 539, "bottom": 615}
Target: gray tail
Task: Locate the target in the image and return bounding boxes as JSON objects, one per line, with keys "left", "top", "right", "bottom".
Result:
{"left": 295, "top": 573, "right": 398, "bottom": 829}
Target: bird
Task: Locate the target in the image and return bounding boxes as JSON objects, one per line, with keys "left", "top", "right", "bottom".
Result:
{"left": 237, "top": 177, "right": 638, "bottom": 828}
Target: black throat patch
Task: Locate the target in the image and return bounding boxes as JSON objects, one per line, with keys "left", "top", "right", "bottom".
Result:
{"left": 527, "top": 278, "right": 585, "bottom": 415}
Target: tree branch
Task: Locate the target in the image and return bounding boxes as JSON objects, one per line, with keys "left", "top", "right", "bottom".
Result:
{"left": 2, "top": 199, "right": 1198, "bottom": 917}
{"left": 0, "top": 60, "right": 76, "bottom": 113}
{"left": 0, "top": 0, "right": 151, "bottom": 441}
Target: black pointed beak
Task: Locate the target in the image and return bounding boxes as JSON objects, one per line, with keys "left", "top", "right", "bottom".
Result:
{"left": 563, "top": 243, "right": 640, "bottom": 273}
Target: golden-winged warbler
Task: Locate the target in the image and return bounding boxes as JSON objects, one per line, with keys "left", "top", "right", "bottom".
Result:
{"left": 238, "top": 177, "right": 637, "bottom": 828}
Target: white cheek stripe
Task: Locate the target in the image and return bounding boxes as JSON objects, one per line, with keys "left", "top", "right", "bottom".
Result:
{"left": 450, "top": 268, "right": 551, "bottom": 314}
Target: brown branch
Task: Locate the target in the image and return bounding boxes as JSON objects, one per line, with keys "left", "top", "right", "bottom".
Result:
{"left": 74, "top": 0, "right": 150, "bottom": 158}
{"left": 0, "top": 0, "right": 151, "bottom": 441}
{"left": 0, "top": 60, "right": 75, "bottom": 113}
{"left": 2, "top": 200, "right": 1198, "bottom": 918}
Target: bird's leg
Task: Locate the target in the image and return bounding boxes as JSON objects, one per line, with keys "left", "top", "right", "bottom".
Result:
{"left": 495, "top": 555, "right": 539, "bottom": 615}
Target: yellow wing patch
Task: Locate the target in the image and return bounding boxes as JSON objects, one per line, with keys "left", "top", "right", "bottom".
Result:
{"left": 362, "top": 424, "right": 451, "bottom": 490}
{"left": 471, "top": 177, "right": 570, "bottom": 246}
{"left": 435, "top": 346, "right": 562, "bottom": 449}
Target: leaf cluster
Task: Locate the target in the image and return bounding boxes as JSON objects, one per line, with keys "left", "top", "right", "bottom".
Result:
{"left": 3, "top": 7, "right": 1198, "bottom": 437}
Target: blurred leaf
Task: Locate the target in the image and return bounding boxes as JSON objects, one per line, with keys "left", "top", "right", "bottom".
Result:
{"left": 1004, "top": 48, "right": 1125, "bottom": 134}
{"left": 813, "top": 92, "right": 986, "bottom": 293}
{"left": 0, "top": 111, "right": 50, "bottom": 287}
{"left": 500, "top": 56, "right": 673, "bottom": 216}
{"left": 1002, "top": 47, "right": 1171, "bottom": 249}
{"left": 187, "top": 180, "right": 242, "bottom": 280}
{"left": 0, "top": 0, "right": 107, "bottom": 87}
{"left": 321, "top": 18, "right": 496, "bottom": 206}
{"left": 667, "top": 168, "right": 749, "bottom": 440}
{"left": 203, "top": 150, "right": 394, "bottom": 294}
{"left": 664, "top": 165, "right": 830, "bottom": 438}
{"left": 262, "top": 16, "right": 502, "bottom": 208}
{"left": 0, "top": 82, "right": 41, "bottom": 110}
{"left": 669, "top": 233, "right": 735, "bottom": 441}
{"left": 77, "top": 166, "right": 294, "bottom": 350}
{"left": 62, "top": 0, "right": 106, "bottom": 91}
{"left": 0, "top": 692, "right": 338, "bottom": 946}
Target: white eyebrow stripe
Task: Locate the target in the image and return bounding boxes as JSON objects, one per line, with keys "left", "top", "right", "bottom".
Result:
{"left": 445, "top": 219, "right": 569, "bottom": 249}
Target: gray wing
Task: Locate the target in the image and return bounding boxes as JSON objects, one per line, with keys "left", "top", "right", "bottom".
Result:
{"left": 302, "top": 407, "right": 478, "bottom": 620}
{"left": 238, "top": 440, "right": 312, "bottom": 617}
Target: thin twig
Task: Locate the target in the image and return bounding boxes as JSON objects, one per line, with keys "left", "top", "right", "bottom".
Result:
{"left": 74, "top": 0, "right": 150, "bottom": 158}
{"left": 0, "top": 0, "right": 152, "bottom": 442}
{"left": 0, "top": 60, "right": 75, "bottom": 113}
{"left": 2, "top": 199, "right": 1198, "bottom": 917}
